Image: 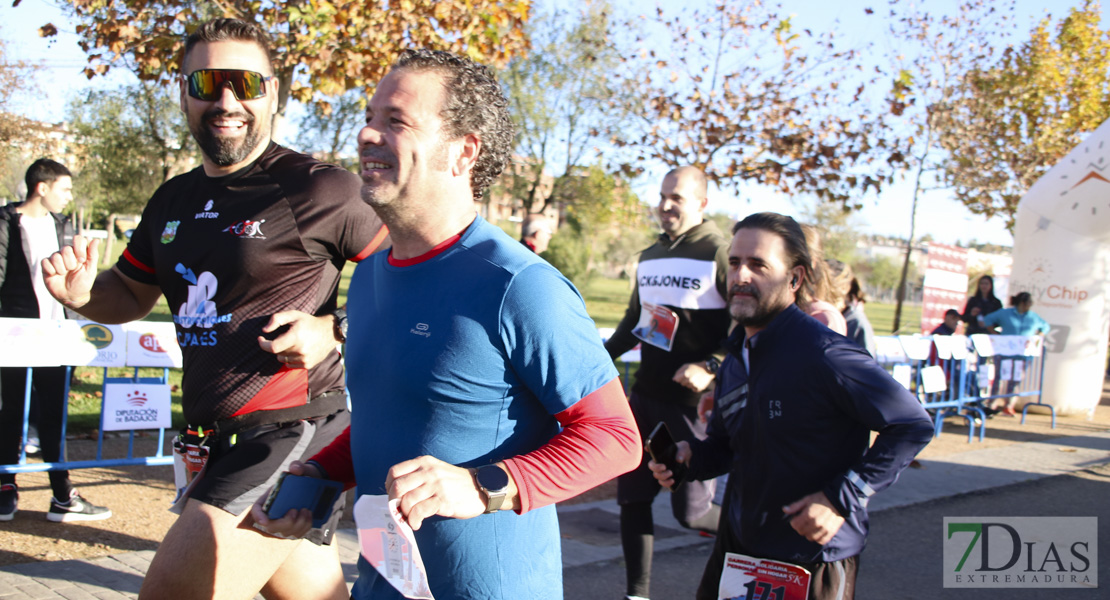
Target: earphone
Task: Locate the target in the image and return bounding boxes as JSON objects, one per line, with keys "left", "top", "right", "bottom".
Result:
{"left": 790, "top": 275, "right": 798, "bottom": 287}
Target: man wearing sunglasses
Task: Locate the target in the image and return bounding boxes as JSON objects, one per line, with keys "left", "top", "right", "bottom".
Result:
{"left": 41, "top": 18, "right": 387, "bottom": 600}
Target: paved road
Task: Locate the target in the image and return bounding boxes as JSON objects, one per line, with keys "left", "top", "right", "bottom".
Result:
{"left": 562, "top": 462, "right": 1110, "bottom": 600}
{"left": 3, "top": 431, "right": 1109, "bottom": 599}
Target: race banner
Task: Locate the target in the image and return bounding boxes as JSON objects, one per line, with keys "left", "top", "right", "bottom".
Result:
{"left": 921, "top": 243, "right": 970, "bottom": 334}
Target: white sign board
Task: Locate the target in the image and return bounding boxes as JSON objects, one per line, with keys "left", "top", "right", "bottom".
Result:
{"left": 921, "top": 365, "right": 948, "bottom": 394}
{"left": 125, "top": 322, "right": 183, "bottom": 368}
{"left": 102, "top": 383, "right": 173, "bottom": 431}
{"left": 899, "top": 335, "right": 933, "bottom": 361}
{"left": 875, "top": 336, "right": 908, "bottom": 364}
{"left": 0, "top": 318, "right": 68, "bottom": 366}
{"left": 74, "top": 321, "right": 128, "bottom": 367}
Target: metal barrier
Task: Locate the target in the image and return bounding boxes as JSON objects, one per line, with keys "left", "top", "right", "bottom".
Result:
{"left": 876, "top": 334, "right": 1051, "bottom": 443}
{"left": 0, "top": 367, "right": 174, "bottom": 475}
{"left": 0, "top": 318, "right": 182, "bottom": 475}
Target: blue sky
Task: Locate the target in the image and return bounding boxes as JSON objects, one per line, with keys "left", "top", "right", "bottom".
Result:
{"left": 3, "top": 0, "right": 1096, "bottom": 246}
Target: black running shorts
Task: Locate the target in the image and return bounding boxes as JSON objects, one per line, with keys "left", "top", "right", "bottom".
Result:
{"left": 187, "top": 409, "right": 349, "bottom": 545}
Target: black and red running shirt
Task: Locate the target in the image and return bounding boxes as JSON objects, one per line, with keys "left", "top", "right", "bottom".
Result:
{"left": 117, "top": 143, "right": 387, "bottom": 424}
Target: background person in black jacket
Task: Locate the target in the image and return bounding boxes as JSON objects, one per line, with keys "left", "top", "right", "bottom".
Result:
{"left": 651, "top": 212, "right": 933, "bottom": 600}
{"left": 0, "top": 158, "right": 112, "bottom": 523}
{"left": 605, "top": 166, "right": 728, "bottom": 600}
{"left": 961, "top": 274, "right": 1002, "bottom": 335}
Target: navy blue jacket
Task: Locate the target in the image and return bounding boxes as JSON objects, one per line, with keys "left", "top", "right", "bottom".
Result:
{"left": 687, "top": 304, "right": 933, "bottom": 564}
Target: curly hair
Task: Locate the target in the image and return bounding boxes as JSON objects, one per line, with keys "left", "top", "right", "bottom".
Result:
{"left": 393, "top": 49, "right": 514, "bottom": 200}
{"left": 183, "top": 18, "right": 274, "bottom": 74}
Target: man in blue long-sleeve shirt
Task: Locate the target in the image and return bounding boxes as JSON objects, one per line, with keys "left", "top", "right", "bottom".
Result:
{"left": 651, "top": 212, "right": 933, "bottom": 600}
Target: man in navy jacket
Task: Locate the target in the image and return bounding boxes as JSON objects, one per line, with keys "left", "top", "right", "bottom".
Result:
{"left": 651, "top": 212, "right": 932, "bottom": 600}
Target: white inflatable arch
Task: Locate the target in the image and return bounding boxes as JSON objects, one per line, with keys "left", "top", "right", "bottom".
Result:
{"left": 1009, "top": 118, "right": 1110, "bottom": 416}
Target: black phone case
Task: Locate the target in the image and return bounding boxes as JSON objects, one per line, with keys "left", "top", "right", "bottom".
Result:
{"left": 647, "top": 421, "right": 686, "bottom": 491}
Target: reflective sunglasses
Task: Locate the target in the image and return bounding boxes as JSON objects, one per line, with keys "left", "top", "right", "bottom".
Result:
{"left": 185, "top": 69, "right": 273, "bottom": 101}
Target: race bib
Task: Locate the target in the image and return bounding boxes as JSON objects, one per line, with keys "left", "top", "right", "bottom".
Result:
{"left": 719, "top": 552, "right": 811, "bottom": 600}
{"left": 632, "top": 302, "right": 679, "bottom": 352}
{"left": 354, "top": 495, "right": 435, "bottom": 599}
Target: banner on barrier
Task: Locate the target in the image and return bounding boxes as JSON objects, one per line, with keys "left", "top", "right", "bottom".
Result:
{"left": 75, "top": 321, "right": 127, "bottom": 367}
{"left": 125, "top": 322, "right": 183, "bottom": 368}
{"left": 0, "top": 318, "right": 182, "bottom": 368}
{"left": 102, "top": 383, "right": 173, "bottom": 431}
{"left": 0, "top": 319, "right": 90, "bottom": 367}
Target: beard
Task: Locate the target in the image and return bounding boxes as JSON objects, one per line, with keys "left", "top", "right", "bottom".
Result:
{"left": 728, "top": 282, "right": 793, "bottom": 329}
{"left": 191, "top": 107, "right": 266, "bottom": 167}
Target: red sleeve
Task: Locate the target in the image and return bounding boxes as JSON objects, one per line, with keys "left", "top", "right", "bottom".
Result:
{"left": 502, "top": 378, "right": 641, "bottom": 514}
{"left": 309, "top": 425, "right": 357, "bottom": 488}
{"left": 352, "top": 224, "right": 390, "bottom": 262}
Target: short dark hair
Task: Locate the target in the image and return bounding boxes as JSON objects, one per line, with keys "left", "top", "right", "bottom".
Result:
{"left": 183, "top": 18, "right": 273, "bottom": 74}
{"left": 732, "top": 212, "right": 813, "bottom": 306}
{"left": 1011, "top": 291, "right": 1033, "bottom": 306}
{"left": 393, "top": 49, "right": 514, "bottom": 201}
{"left": 944, "top": 308, "right": 960, "bottom": 319}
{"left": 25, "top": 158, "right": 71, "bottom": 199}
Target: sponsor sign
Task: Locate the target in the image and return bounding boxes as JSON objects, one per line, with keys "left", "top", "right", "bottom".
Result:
{"left": 944, "top": 517, "right": 1097, "bottom": 588}
{"left": 75, "top": 321, "right": 128, "bottom": 367}
{"left": 125, "top": 322, "right": 183, "bottom": 368}
{"left": 102, "top": 383, "right": 173, "bottom": 431}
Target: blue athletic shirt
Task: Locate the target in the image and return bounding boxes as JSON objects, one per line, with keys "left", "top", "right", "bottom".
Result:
{"left": 344, "top": 215, "right": 618, "bottom": 600}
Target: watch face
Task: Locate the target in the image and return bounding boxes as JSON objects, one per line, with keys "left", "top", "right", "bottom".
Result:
{"left": 476, "top": 465, "right": 509, "bottom": 491}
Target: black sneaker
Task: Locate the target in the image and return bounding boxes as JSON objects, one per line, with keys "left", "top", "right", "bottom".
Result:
{"left": 47, "top": 491, "right": 112, "bottom": 522}
{"left": 0, "top": 484, "right": 16, "bottom": 521}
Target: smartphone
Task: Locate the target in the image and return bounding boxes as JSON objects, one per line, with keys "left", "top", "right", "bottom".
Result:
{"left": 646, "top": 421, "right": 686, "bottom": 491}
{"left": 262, "top": 473, "right": 344, "bottom": 528}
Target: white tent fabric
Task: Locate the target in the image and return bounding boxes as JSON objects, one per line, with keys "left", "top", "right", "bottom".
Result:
{"left": 1009, "top": 118, "right": 1110, "bottom": 416}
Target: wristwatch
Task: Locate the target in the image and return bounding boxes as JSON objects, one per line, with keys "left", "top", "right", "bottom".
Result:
{"left": 704, "top": 356, "right": 721, "bottom": 374}
{"left": 474, "top": 464, "right": 510, "bottom": 513}
{"left": 333, "top": 308, "right": 348, "bottom": 342}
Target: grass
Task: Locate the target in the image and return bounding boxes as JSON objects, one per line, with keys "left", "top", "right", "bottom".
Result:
{"left": 579, "top": 276, "right": 634, "bottom": 329}
{"left": 60, "top": 261, "right": 921, "bottom": 435}
{"left": 865, "top": 301, "right": 924, "bottom": 336}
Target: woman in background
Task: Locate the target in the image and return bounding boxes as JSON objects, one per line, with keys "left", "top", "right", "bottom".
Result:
{"left": 981, "top": 292, "right": 1050, "bottom": 416}
{"left": 827, "top": 259, "right": 876, "bottom": 357}
{"left": 961, "top": 275, "right": 1002, "bottom": 335}
{"left": 800, "top": 224, "right": 847, "bottom": 335}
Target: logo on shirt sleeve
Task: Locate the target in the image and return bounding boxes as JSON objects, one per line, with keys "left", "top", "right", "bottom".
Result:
{"left": 161, "top": 221, "right": 180, "bottom": 244}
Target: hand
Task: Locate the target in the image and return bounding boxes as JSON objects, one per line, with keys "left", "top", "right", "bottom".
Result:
{"left": 647, "top": 440, "right": 690, "bottom": 489}
{"left": 41, "top": 235, "right": 101, "bottom": 309}
{"left": 697, "top": 390, "right": 715, "bottom": 423}
{"left": 783, "top": 492, "right": 845, "bottom": 545}
{"left": 386, "top": 456, "right": 497, "bottom": 530}
{"left": 250, "top": 461, "right": 322, "bottom": 540}
{"left": 258, "top": 311, "right": 339, "bottom": 370}
{"left": 672, "top": 361, "right": 716, "bottom": 392}
{"left": 970, "top": 307, "right": 981, "bottom": 317}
